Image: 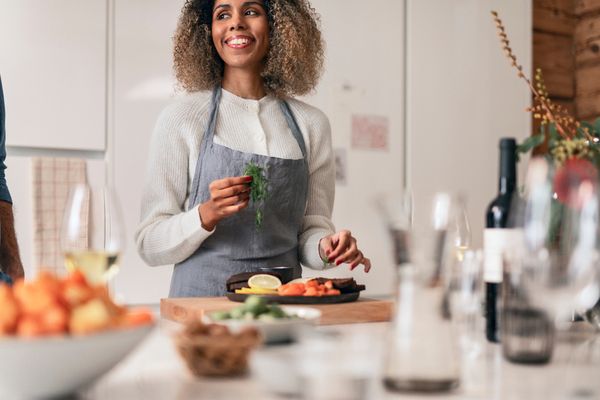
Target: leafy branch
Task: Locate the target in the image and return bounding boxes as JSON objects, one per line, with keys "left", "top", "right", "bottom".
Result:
{"left": 492, "top": 10, "right": 600, "bottom": 161}
{"left": 244, "top": 162, "right": 268, "bottom": 229}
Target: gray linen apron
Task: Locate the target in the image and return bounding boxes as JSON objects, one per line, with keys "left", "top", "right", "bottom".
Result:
{"left": 169, "top": 87, "right": 308, "bottom": 297}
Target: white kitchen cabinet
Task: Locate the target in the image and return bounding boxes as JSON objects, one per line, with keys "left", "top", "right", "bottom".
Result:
{"left": 111, "top": 0, "right": 185, "bottom": 304}
{"left": 0, "top": 0, "right": 106, "bottom": 151}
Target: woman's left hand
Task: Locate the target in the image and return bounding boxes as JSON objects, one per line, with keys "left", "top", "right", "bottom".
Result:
{"left": 320, "top": 230, "right": 371, "bottom": 272}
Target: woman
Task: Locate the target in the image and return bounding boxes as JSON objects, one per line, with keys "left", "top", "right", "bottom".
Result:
{"left": 135, "top": 0, "right": 371, "bottom": 297}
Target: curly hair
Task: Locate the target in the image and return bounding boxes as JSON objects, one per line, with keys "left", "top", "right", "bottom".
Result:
{"left": 173, "top": 0, "right": 324, "bottom": 97}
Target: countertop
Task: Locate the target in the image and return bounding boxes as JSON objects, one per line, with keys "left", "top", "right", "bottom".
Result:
{"left": 78, "top": 317, "right": 600, "bottom": 400}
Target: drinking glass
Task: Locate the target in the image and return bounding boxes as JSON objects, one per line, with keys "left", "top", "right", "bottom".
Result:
{"left": 61, "top": 184, "right": 125, "bottom": 284}
{"left": 515, "top": 169, "right": 600, "bottom": 319}
{"left": 447, "top": 249, "right": 484, "bottom": 356}
{"left": 296, "top": 326, "right": 383, "bottom": 400}
{"left": 375, "top": 191, "right": 413, "bottom": 266}
{"left": 502, "top": 158, "right": 600, "bottom": 363}
{"left": 383, "top": 193, "right": 461, "bottom": 393}
{"left": 454, "top": 195, "right": 472, "bottom": 262}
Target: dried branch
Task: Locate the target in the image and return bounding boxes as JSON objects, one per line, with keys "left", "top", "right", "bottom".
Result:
{"left": 491, "top": 11, "right": 578, "bottom": 140}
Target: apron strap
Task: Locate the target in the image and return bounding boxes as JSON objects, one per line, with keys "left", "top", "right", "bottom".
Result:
{"left": 189, "top": 86, "right": 221, "bottom": 208}
{"left": 279, "top": 100, "right": 307, "bottom": 159}
{"left": 204, "top": 86, "right": 222, "bottom": 144}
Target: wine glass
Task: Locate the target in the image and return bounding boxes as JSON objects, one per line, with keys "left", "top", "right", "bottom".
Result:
{"left": 454, "top": 195, "right": 471, "bottom": 262}
{"left": 374, "top": 190, "right": 413, "bottom": 266}
{"left": 519, "top": 167, "right": 600, "bottom": 319}
{"left": 502, "top": 158, "right": 600, "bottom": 363}
{"left": 61, "top": 183, "right": 125, "bottom": 284}
{"left": 445, "top": 196, "right": 481, "bottom": 358}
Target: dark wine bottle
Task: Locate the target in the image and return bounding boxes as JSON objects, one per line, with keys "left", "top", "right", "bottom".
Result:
{"left": 484, "top": 137, "right": 517, "bottom": 343}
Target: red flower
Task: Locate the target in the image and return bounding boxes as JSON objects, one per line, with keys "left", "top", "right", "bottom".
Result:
{"left": 553, "top": 158, "right": 598, "bottom": 208}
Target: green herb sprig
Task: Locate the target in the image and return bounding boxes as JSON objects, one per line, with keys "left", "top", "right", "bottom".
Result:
{"left": 243, "top": 162, "right": 268, "bottom": 228}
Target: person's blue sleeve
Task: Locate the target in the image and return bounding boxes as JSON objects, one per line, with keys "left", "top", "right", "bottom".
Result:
{"left": 0, "top": 270, "right": 13, "bottom": 285}
{"left": 0, "top": 77, "right": 13, "bottom": 204}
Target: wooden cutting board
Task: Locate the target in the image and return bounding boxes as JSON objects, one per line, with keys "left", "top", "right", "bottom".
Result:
{"left": 160, "top": 296, "right": 393, "bottom": 325}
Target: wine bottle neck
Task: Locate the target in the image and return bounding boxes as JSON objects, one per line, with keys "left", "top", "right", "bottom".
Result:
{"left": 498, "top": 139, "right": 517, "bottom": 195}
{"left": 499, "top": 177, "right": 515, "bottom": 194}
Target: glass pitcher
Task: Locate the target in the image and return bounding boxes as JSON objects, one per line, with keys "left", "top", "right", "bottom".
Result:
{"left": 383, "top": 193, "right": 461, "bottom": 393}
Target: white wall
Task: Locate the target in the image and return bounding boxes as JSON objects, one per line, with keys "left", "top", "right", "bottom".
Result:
{"left": 407, "top": 0, "right": 532, "bottom": 246}
{"left": 111, "top": 0, "right": 184, "bottom": 304}
{"left": 1, "top": 0, "right": 531, "bottom": 303}
{"left": 300, "top": 0, "right": 404, "bottom": 296}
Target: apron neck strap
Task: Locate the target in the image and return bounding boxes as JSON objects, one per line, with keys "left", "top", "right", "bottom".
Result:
{"left": 279, "top": 100, "right": 307, "bottom": 159}
{"left": 205, "top": 86, "right": 222, "bottom": 144}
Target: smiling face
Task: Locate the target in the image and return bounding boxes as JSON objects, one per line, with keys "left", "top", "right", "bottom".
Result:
{"left": 211, "top": 0, "right": 270, "bottom": 74}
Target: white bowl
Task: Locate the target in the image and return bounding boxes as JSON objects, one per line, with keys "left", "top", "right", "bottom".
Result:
{"left": 0, "top": 324, "right": 154, "bottom": 399}
{"left": 203, "top": 306, "right": 321, "bottom": 343}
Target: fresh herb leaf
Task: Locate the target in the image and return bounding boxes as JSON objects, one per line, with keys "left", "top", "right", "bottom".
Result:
{"left": 517, "top": 132, "right": 544, "bottom": 155}
{"left": 244, "top": 162, "right": 268, "bottom": 228}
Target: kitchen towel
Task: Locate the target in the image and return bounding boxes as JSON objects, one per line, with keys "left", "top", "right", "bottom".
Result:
{"left": 32, "top": 157, "right": 87, "bottom": 273}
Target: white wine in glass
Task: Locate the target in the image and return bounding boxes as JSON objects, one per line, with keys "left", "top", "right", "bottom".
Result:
{"left": 454, "top": 195, "right": 471, "bottom": 262}
{"left": 62, "top": 184, "right": 125, "bottom": 284}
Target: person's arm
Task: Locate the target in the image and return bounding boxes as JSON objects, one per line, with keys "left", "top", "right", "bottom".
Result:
{"left": 135, "top": 98, "right": 215, "bottom": 266}
{"left": 296, "top": 104, "right": 371, "bottom": 272}
{"left": 296, "top": 106, "right": 337, "bottom": 269}
{"left": 0, "top": 201, "right": 23, "bottom": 280}
{"left": 0, "top": 78, "right": 23, "bottom": 280}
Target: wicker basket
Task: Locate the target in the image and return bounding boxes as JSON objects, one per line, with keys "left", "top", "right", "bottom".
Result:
{"left": 175, "top": 322, "right": 261, "bottom": 377}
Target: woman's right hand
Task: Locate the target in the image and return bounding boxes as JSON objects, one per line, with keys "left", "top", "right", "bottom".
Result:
{"left": 198, "top": 176, "right": 252, "bottom": 231}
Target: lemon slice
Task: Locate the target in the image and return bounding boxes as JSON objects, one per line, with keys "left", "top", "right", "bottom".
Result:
{"left": 235, "top": 287, "right": 278, "bottom": 295}
{"left": 248, "top": 274, "right": 282, "bottom": 290}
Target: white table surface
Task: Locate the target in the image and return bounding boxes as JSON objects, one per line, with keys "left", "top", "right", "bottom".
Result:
{"left": 78, "top": 318, "right": 600, "bottom": 400}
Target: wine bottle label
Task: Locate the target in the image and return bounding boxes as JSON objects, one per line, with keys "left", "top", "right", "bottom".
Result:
{"left": 483, "top": 228, "right": 522, "bottom": 283}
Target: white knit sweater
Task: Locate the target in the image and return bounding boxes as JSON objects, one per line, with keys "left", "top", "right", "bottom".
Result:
{"left": 135, "top": 89, "right": 336, "bottom": 269}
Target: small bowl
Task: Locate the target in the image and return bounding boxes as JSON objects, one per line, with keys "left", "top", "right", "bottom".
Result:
{"left": 203, "top": 306, "right": 321, "bottom": 344}
{"left": 259, "top": 266, "right": 296, "bottom": 283}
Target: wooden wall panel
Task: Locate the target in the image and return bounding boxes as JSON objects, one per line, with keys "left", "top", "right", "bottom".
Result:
{"left": 534, "top": 32, "right": 575, "bottom": 97}
{"left": 534, "top": 0, "right": 579, "bottom": 133}
{"left": 575, "top": 14, "right": 600, "bottom": 65}
{"left": 535, "top": 0, "right": 577, "bottom": 35}
{"left": 576, "top": 93, "right": 600, "bottom": 119}
{"left": 576, "top": 2, "right": 600, "bottom": 121}
{"left": 575, "top": 64, "right": 600, "bottom": 95}
{"left": 575, "top": 0, "right": 600, "bottom": 15}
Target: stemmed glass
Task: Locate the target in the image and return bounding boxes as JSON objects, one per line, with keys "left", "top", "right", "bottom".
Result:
{"left": 502, "top": 158, "right": 600, "bottom": 363}
{"left": 516, "top": 159, "right": 600, "bottom": 319}
{"left": 454, "top": 195, "right": 471, "bottom": 262}
{"left": 61, "top": 183, "right": 125, "bottom": 285}
{"left": 375, "top": 191, "right": 413, "bottom": 267}
{"left": 445, "top": 196, "right": 483, "bottom": 359}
